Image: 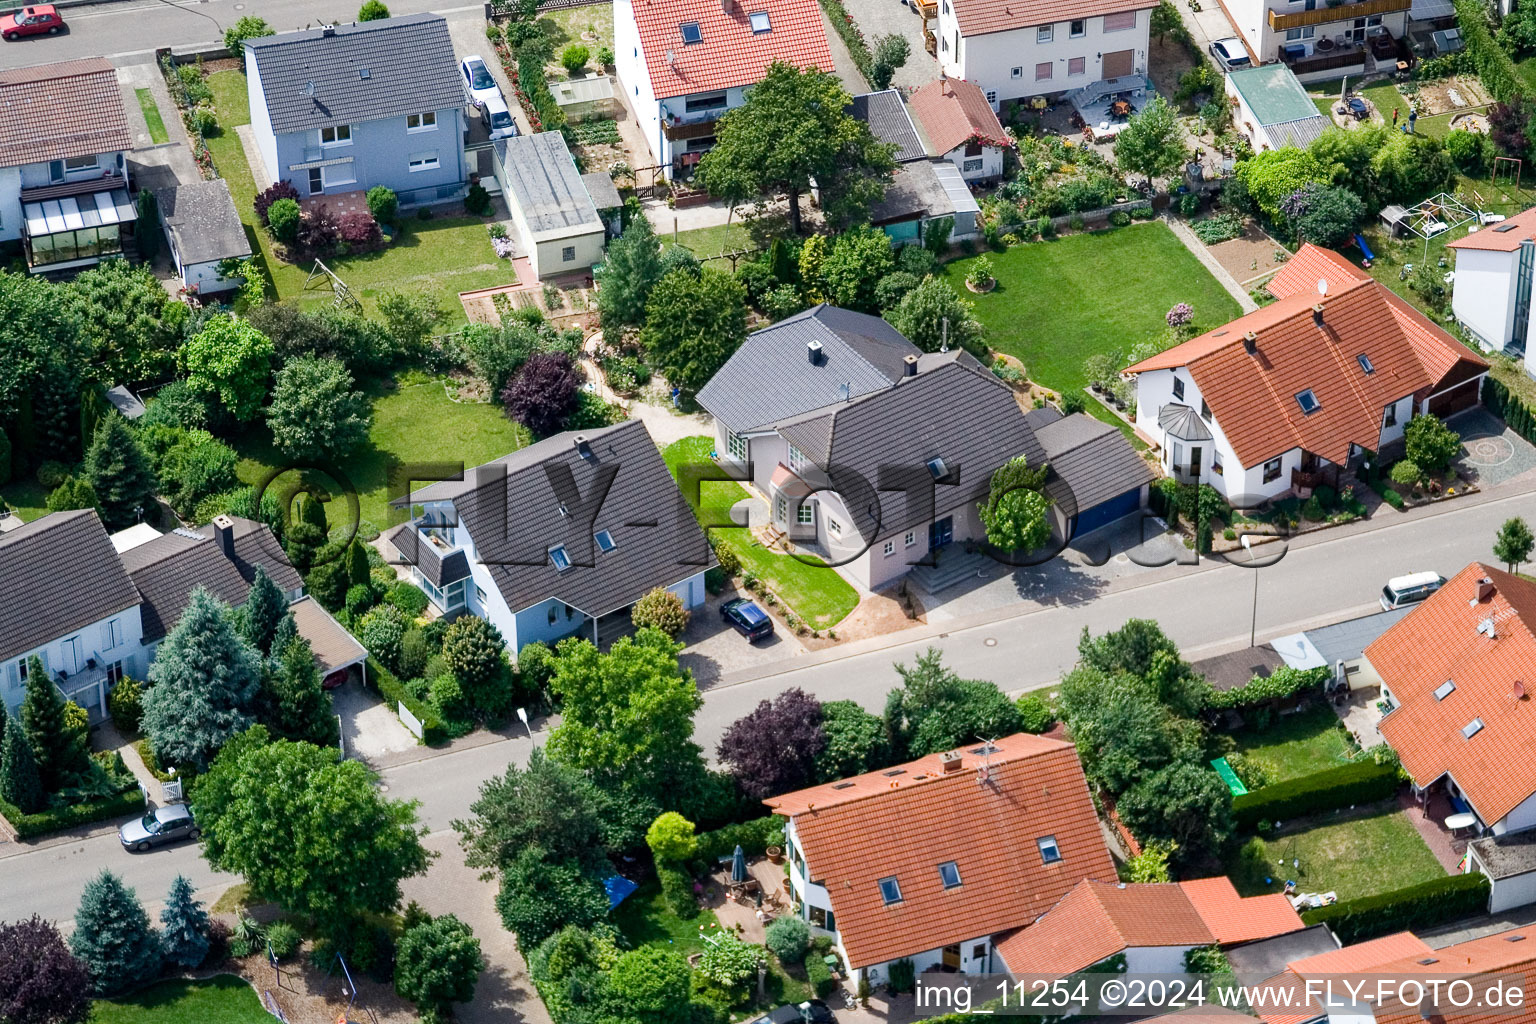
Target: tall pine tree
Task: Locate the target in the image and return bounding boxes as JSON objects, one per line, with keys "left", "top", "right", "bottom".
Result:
{"left": 82, "top": 415, "right": 156, "bottom": 532}
{"left": 21, "top": 657, "right": 86, "bottom": 791}
{"left": 241, "top": 565, "right": 289, "bottom": 657}
{"left": 347, "top": 539, "right": 371, "bottom": 589}
{"left": 159, "top": 874, "right": 211, "bottom": 969}
{"left": 141, "top": 588, "right": 262, "bottom": 772}
{"left": 0, "top": 716, "right": 44, "bottom": 813}
{"left": 263, "top": 634, "right": 339, "bottom": 747}
{"left": 70, "top": 870, "right": 161, "bottom": 995}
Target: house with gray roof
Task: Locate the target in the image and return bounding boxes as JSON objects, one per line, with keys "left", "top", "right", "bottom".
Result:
{"left": 384, "top": 418, "right": 712, "bottom": 651}
{"left": 244, "top": 14, "right": 467, "bottom": 206}
{"left": 1026, "top": 406, "right": 1154, "bottom": 536}
{"left": 849, "top": 89, "right": 980, "bottom": 245}
{"left": 492, "top": 132, "right": 606, "bottom": 278}
{"left": 154, "top": 179, "right": 253, "bottom": 295}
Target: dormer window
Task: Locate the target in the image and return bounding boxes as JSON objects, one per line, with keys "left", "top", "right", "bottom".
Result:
{"left": 550, "top": 545, "right": 573, "bottom": 572}
{"left": 1037, "top": 835, "right": 1062, "bottom": 864}
{"left": 878, "top": 876, "right": 903, "bottom": 904}
{"left": 1295, "top": 389, "right": 1320, "bottom": 415}
{"left": 938, "top": 861, "right": 962, "bottom": 888}
{"left": 1357, "top": 354, "right": 1375, "bottom": 374}
{"left": 680, "top": 21, "right": 702, "bottom": 43}
{"left": 750, "top": 10, "right": 771, "bottom": 32}
{"left": 595, "top": 530, "right": 616, "bottom": 553}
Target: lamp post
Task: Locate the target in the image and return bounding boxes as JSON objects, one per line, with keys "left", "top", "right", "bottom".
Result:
{"left": 1242, "top": 534, "right": 1258, "bottom": 648}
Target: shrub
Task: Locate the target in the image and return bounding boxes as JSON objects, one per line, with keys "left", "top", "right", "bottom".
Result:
{"left": 108, "top": 678, "right": 145, "bottom": 735}
{"left": 366, "top": 657, "right": 446, "bottom": 745}
{"left": 296, "top": 205, "right": 339, "bottom": 253}
{"left": 888, "top": 958, "right": 916, "bottom": 994}
{"left": 1179, "top": 192, "right": 1200, "bottom": 216}
{"left": 657, "top": 863, "right": 697, "bottom": 920}
{"left": 1389, "top": 459, "right": 1422, "bottom": 487}
{"left": 1301, "top": 495, "right": 1324, "bottom": 521}
{"left": 1205, "top": 665, "right": 1329, "bottom": 712}
{"left": 1404, "top": 413, "right": 1462, "bottom": 473}
{"left": 765, "top": 915, "right": 810, "bottom": 963}
{"left": 694, "top": 815, "right": 784, "bottom": 861}
{"left": 1230, "top": 759, "right": 1401, "bottom": 832}
{"left": 267, "top": 198, "right": 301, "bottom": 242}
{"left": 337, "top": 211, "right": 382, "bottom": 247}
{"left": 805, "top": 950, "right": 835, "bottom": 997}
{"left": 386, "top": 581, "right": 430, "bottom": 617}
{"left": 1015, "top": 692, "right": 1056, "bottom": 733}
{"left": 186, "top": 106, "right": 219, "bottom": 137}
{"left": 466, "top": 183, "right": 493, "bottom": 216}
{"left": 357, "top": 0, "right": 390, "bottom": 19}
{"left": 598, "top": 45, "right": 615, "bottom": 65}
{"left": 631, "top": 586, "right": 690, "bottom": 638}
{"left": 255, "top": 181, "right": 300, "bottom": 224}
{"left": 561, "top": 44, "right": 590, "bottom": 73}
{"left": 266, "top": 920, "right": 302, "bottom": 960}
{"left": 1300, "top": 873, "right": 1490, "bottom": 944}
{"left": 1061, "top": 391, "right": 1087, "bottom": 415}
{"left": 366, "top": 185, "right": 399, "bottom": 224}
{"left": 0, "top": 789, "right": 144, "bottom": 840}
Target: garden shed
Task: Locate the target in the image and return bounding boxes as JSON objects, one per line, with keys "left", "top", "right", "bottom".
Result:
{"left": 493, "top": 132, "right": 607, "bottom": 279}
{"left": 153, "top": 179, "right": 252, "bottom": 294}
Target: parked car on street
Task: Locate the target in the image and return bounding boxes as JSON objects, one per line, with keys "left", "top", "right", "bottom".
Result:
{"left": 1380, "top": 571, "right": 1446, "bottom": 610}
{"left": 1, "top": 5, "right": 65, "bottom": 39}
{"left": 721, "top": 597, "right": 773, "bottom": 642}
{"left": 750, "top": 1001, "right": 837, "bottom": 1024}
{"left": 119, "top": 804, "right": 199, "bottom": 852}
{"left": 1209, "top": 37, "right": 1250, "bottom": 71}
{"left": 461, "top": 55, "right": 499, "bottom": 108}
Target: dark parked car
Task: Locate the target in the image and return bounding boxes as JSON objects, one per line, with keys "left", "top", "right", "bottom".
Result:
{"left": 721, "top": 597, "right": 772, "bottom": 642}
{"left": 119, "top": 804, "right": 199, "bottom": 851}
{"left": 750, "top": 1001, "right": 836, "bottom": 1024}
{"left": 1, "top": 4, "right": 64, "bottom": 39}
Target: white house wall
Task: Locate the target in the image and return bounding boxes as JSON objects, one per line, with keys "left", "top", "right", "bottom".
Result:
{"left": 1492, "top": 791, "right": 1536, "bottom": 836}
{"left": 938, "top": 8, "right": 1149, "bottom": 108}
{"left": 245, "top": 53, "right": 280, "bottom": 186}
{"left": 1451, "top": 247, "right": 1520, "bottom": 352}
{"left": 2, "top": 606, "right": 145, "bottom": 716}
{"left": 941, "top": 143, "right": 1004, "bottom": 181}
{"left": 1225, "top": 0, "right": 1407, "bottom": 63}
{"left": 614, "top": 0, "right": 662, "bottom": 167}
{"left": 530, "top": 228, "right": 605, "bottom": 279}
{"left": 180, "top": 258, "right": 242, "bottom": 294}
{"left": 665, "top": 571, "right": 708, "bottom": 610}
{"left": 0, "top": 165, "right": 20, "bottom": 243}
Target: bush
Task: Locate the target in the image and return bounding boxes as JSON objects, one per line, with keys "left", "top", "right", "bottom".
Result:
{"left": 1301, "top": 495, "right": 1324, "bottom": 521}
{"left": 561, "top": 44, "right": 590, "bottom": 73}
{"left": 186, "top": 106, "right": 219, "bottom": 137}
{"left": 887, "top": 958, "right": 916, "bottom": 994}
{"left": 765, "top": 915, "right": 809, "bottom": 962}
{"left": 658, "top": 863, "right": 697, "bottom": 920}
{"left": 386, "top": 581, "right": 430, "bottom": 617}
{"left": 1230, "top": 759, "right": 1401, "bottom": 832}
{"left": 804, "top": 949, "right": 836, "bottom": 997}
{"left": 1015, "top": 692, "right": 1056, "bottom": 733}
{"left": 1404, "top": 413, "right": 1462, "bottom": 473}
{"left": 1300, "top": 872, "right": 1490, "bottom": 944}
{"left": 266, "top": 920, "right": 302, "bottom": 960}
{"left": 632, "top": 586, "right": 690, "bottom": 638}
{"left": 0, "top": 789, "right": 145, "bottom": 840}
{"left": 366, "top": 657, "right": 446, "bottom": 745}
{"left": 337, "top": 211, "right": 382, "bottom": 247}
{"left": 597, "top": 45, "right": 615, "bottom": 66}
{"left": 1389, "top": 459, "right": 1422, "bottom": 487}
{"left": 1109, "top": 210, "right": 1131, "bottom": 227}
{"left": 108, "top": 678, "right": 145, "bottom": 735}
{"left": 466, "top": 183, "right": 493, "bottom": 217}
{"left": 255, "top": 181, "right": 300, "bottom": 224}
{"left": 366, "top": 185, "right": 399, "bottom": 225}
{"left": 357, "top": 0, "right": 390, "bottom": 19}
{"left": 267, "top": 198, "right": 301, "bottom": 242}
{"left": 1205, "top": 665, "right": 1329, "bottom": 712}
{"left": 694, "top": 815, "right": 784, "bottom": 861}
{"left": 1061, "top": 391, "right": 1086, "bottom": 415}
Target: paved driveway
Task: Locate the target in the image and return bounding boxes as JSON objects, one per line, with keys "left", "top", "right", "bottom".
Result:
{"left": 832, "top": 0, "right": 938, "bottom": 91}
{"left": 680, "top": 589, "right": 805, "bottom": 689}
{"left": 332, "top": 677, "right": 419, "bottom": 763}
{"left": 1451, "top": 407, "right": 1536, "bottom": 489}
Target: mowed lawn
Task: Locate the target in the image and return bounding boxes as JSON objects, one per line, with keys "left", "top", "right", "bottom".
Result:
{"left": 235, "top": 377, "right": 529, "bottom": 535}
{"left": 946, "top": 223, "right": 1242, "bottom": 397}
{"left": 92, "top": 976, "right": 271, "bottom": 1024}
{"left": 663, "top": 437, "right": 859, "bottom": 627}
{"left": 1227, "top": 806, "right": 1445, "bottom": 901}
{"left": 136, "top": 87, "right": 168, "bottom": 144}
{"left": 1230, "top": 704, "right": 1358, "bottom": 783}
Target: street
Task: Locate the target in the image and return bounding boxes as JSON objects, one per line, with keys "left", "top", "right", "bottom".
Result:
{"left": 3, "top": 484, "right": 1534, "bottom": 925}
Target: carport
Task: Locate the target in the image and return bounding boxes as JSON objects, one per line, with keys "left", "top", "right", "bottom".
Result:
{"left": 290, "top": 595, "right": 367, "bottom": 682}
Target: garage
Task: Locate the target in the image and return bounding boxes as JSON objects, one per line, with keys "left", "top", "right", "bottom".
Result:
{"left": 1468, "top": 832, "right": 1536, "bottom": 913}
{"left": 1027, "top": 406, "right": 1154, "bottom": 540}
{"left": 1074, "top": 486, "right": 1144, "bottom": 536}
{"left": 1426, "top": 374, "right": 1485, "bottom": 417}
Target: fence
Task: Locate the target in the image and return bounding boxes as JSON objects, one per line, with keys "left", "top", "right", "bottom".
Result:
{"left": 397, "top": 700, "right": 426, "bottom": 740}
{"left": 486, "top": 0, "right": 604, "bottom": 16}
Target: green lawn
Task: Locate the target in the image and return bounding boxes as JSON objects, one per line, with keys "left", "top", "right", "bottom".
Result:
{"left": 235, "top": 376, "right": 529, "bottom": 535}
{"left": 540, "top": 5, "right": 615, "bottom": 63}
{"left": 1230, "top": 704, "right": 1358, "bottom": 783}
{"left": 663, "top": 436, "right": 859, "bottom": 627}
{"left": 1518, "top": 56, "right": 1536, "bottom": 94}
{"left": 0, "top": 478, "right": 49, "bottom": 523}
{"left": 664, "top": 222, "right": 755, "bottom": 259}
{"left": 1312, "top": 97, "right": 1335, "bottom": 117}
{"left": 136, "top": 87, "right": 168, "bottom": 144}
{"left": 92, "top": 976, "right": 271, "bottom": 1023}
{"left": 1227, "top": 806, "right": 1445, "bottom": 901}
{"left": 1360, "top": 81, "right": 1409, "bottom": 124}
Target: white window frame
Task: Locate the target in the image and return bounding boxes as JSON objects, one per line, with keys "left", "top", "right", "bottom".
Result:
{"left": 550, "top": 545, "right": 573, "bottom": 572}
{"left": 408, "top": 151, "right": 440, "bottom": 173}
{"left": 776, "top": 493, "right": 788, "bottom": 522}
{"left": 827, "top": 517, "right": 843, "bottom": 538}
{"left": 797, "top": 503, "right": 814, "bottom": 525}
{"left": 749, "top": 10, "right": 771, "bottom": 32}
{"left": 727, "top": 431, "right": 748, "bottom": 463}
{"left": 1011, "top": 66, "right": 1024, "bottom": 78}
{"left": 320, "top": 124, "right": 353, "bottom": 147}
{"left": 105, "top": 660, "right": 125, "bottom": 686}
{"left": 883, "top": 540, "right": 895, "bottom": 556}
{"left": 904, "top": 530, "right": 916, "bottom": 547}
{"left": 985, "top": 89, "right": 998, "bottom": 104}
{"left": 406, "top": 111, "right": 438, "bottom": 132}
{"left": 788, "top": 444, "right": 809, "bottom": 473}
{"left": 64, "top": 154, "right": 97, "bottom": 171}
{"left": 1285, "top": 26, "right": 1315, "bottom": 39}
{"left": 475, "top": 584, "right": 488, "bottom": 604}
{"left": 321, "top": 162, "right": 356, "bottom": 188}
{"left": 562, "top": 245, "right": 576, "bottom": 262}
{"left": 1036, "top": 24, "right": 1053, "bottom": 42}
{"left": 1383, "top": 402, "right": 1398, "bottom": 428}
{"left": 105, "top": 618, "right": 122, "bottom": 650}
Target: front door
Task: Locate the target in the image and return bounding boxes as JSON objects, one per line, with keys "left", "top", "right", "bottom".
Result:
{"left": 942, "top": 944, "right": 961, "bottom": 971}
{"left": 1189, "top": 446, "right": 1202, "bottom": 478}
{"left": 929, "top": 516, "right": 954, "bottom": 549}
{"left": 1103, "top": 49, "right": 1134, "bottom": 78}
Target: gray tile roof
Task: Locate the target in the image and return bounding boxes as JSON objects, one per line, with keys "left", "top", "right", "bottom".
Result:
{"left": 227, "top": 516, "right": 303, "bottom": 592}
{"left": 155, "top": 179, "right": 252, "bottom": 267}
{"left": 123, "top": 529, "right": 254, "bottom": 643}
{"left": 1035, "top": 413, "right": 1154, "bottom": 519}
{"left": 448, "top": 419, "right": 713, "bottom": 616}
{"left": 0, "top": 511, "right": 141, "bottom": 664}
{"left": 246, "top": 14, "right": 463, "bottom": 135}
{"left": 496, "top": 133, "right": 602, "bottom": 240}
{"left": 850, "top": 90, "right": 927, "bottom": 163}
{"left": 1191, "top": 645, "right": 1286, "bottom": 692}
{"left": 777, "top": 361, "right": 1045, "bottom": 543}
{"left": 696, "top": 305, "right": 922, "bottom": 433}
{"left": 1301, "top": 606, "right": 1411, "bottom": 668}
{"left": 581, "top": 171, "right": 624, "bottom": 211}
{"left": 869, "top": 159, "right": 948, "bottom": 225}
{"left": 384, "top": 524, "right": 472, "bottom": 587}
{"left": 1157, "top": 402, "right": 1213, "bottom": 441}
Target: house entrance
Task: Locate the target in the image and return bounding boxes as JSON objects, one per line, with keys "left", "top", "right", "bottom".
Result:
{"left": 929, "top": 516, "right": 954, "bottom": 549}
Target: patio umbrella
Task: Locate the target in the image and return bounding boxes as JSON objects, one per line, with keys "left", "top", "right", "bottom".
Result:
{"left": 731, "top": 845, "right": 748, "bottom": 883}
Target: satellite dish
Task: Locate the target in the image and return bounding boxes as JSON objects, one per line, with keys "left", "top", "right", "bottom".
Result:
{"left": 303, "top": 80, "right": 316, "bottom": 98}
{"left": 1317, "top": 277, "right": 1328, "bottom": 297}
{"left": 1516, "top": 680, "right": 1527, "bottom": 700}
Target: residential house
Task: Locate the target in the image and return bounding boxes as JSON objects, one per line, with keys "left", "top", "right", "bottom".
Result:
{"left": 383, "top": 419, "right": 712, "bottom": 651}
{"left": 1125, "top": 244, "right": 1488, "bottom": 505}
{"left": 491, "top": 132, "right": 606, "bottom": 279}
{"left": 244, "top": 15, "right": 467, "bottom": 205}
{"left": 764, "top": 734, "right": 1117, "bottom": 988}
{"left": 1225, "top": 64, "right": 1332, "bottom": 152}
{"left": 0, "top": 58, "right": 136, "bottom": 272}
{"left": 851, "top": 89, "right": 980, "bottom": 244}
{"left": 1371, "top": 564, "right": 1536, "bottom": 838}
{"left": 697, "top": 305, "right": 1149, "bottom": 590}
{"left": 1218, "top": 0, "right": 1409, "bottom": 83}
{"left": 1024, "top": 406, "right": 1153, "bottom": 537}
{"left": 154, "top": 179, "right": 252, "bottom": 294}
{"left": 1447, "top": 204, "right": 1536, "bottom": 376}
{"left": 908, "top": 77, "right": 1010, "bottom": 182}
{"left": 613, "top": 0, "right": 833, "bottom": 177}
{"left": 934, "top": 0, "right": 1155, "bottom": 110}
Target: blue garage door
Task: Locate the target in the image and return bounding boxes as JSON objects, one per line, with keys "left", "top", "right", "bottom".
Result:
{"left": 1074, "top": 487, "right": 1142, "bottom": 536}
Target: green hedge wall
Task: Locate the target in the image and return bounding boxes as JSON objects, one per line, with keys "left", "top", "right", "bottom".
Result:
{"left": 1454, "top": 0, "right": 1523, "bottom": 103}
{"left": 1206, "top": 665, "right": 1331, "bottom": 711}
{"left": 1484, "top": 376, "right": 1536, "bottom": 447}
{"left": 695, "top": 815, "right": 785, "bottom": 862}
{"left": 1232, "top": 759, "right": 1401, "bottom": 832}
{"left": 1300, "top": 872, "right": 1490, "bottom": 944}
{"left": 0, "top": 789, "right": 146, "bottom": 841}
{"left": 366, "top": 656, "right": 446, "bottom": 746}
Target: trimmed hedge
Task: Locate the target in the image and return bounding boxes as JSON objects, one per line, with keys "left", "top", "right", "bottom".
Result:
{"left": 1232, "top": 759, "right": 1401, "bottom": 832}
{"left": 1300, "top": 872, "right": 1490, "bottom": 945}
{"left": 0, "top": 788, "right": 146, "bottom": 840}
{"left": 1484, "top": 375, "right": 1536, "bottom": 448}
{"left": 366, "top": 656, "right": 447, "bottom": 746}
{"left": 804, "top": 950, "right": 836, "bottom": 998}
{"left": 1454, "top": 0, "right": 1522, "bottom": 104}
{"left": 695, "top": 815, "right": 785, "bottom": 862}
{"left": 1206, "top": 665, "right": 1330, "bottom": 711}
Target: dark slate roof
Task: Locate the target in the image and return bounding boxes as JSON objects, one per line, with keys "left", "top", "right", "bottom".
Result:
{"left": 0, "top": 511, "right": 140, "bottom": 663}
{"left": 1224, "top": 925, "right": 1338, "bottom": 980}
{"left": 444, "top": 419, "right": 713, "bottom": 616}
{"left": 849, "top": 89, "right": 928, "bottom": 163}
{"left": 384, "top": 524, "right": 473, "bottom": 587}
{"left": 245, "top": 14, "right": 463, "bottom": 135}
{"left": 226, "top": 516, "right": 303, "bottom": 592}
{"left": 697, "top": 305, "right": 922, "bottom": 433}
{"left": 1035, "top": 412, "right": 1154, "bottom": 519}
{"left": 777, "top": 361, "right": 1044, "bottom": 543}
{"left": 1157, "top": 402, "right": 1213, "bottom": 441}
{"left": 155, "top": 179, "right": 252, "bottom": 266}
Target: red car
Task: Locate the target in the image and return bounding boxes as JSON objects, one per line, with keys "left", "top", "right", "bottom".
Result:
{"left": 1, "top": 5, "right": 65, "bottom": 39}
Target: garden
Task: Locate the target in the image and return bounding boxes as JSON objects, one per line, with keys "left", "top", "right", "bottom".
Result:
{"left": 92, "top": 976, "right": 272, "bottom": 1024}
{"left": 1225, "top": 806, "right": 1446, "bottom": 903}
{"left": 1228, "top": 704, "right": 1359, "bottom": 784}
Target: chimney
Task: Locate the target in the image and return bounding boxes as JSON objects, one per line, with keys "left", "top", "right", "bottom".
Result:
{"left": 213, "top": 514, "right": 235, "bottom": 560}
{"left": 574, "top": 434, "right": 594, "bottom": 461}
{"left": 722, "top": 0, "right": 733, "bottom": 12}
{"left": 1477, "top": 577, "right": 1497, "bottom": 603}
{"left": 1312, "top": 303, "right": 1325, "bottom": 327}
{"left": 807, "top": 339, "right": 824, "bottom": 365}
{"left": 903, "top": 353, "right": 918, "bottom": 378}
{"left": 1243, "top": 331, "right": 1258, "bottom": 354}
{"left": 940, "top": 750, "right": 963, "bottom": 773}
{"left": 322, "top": 23, "right": 337, "bottom": 35}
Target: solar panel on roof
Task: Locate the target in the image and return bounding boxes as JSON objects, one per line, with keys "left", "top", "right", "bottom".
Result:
{"left": 1494, "top": 222, "right": 1521, "bottom": 232}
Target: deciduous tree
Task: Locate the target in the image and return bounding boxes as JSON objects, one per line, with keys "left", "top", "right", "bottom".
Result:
{"left": 606, "top": 945, "right": 691, "bottom": 1024}
{"left": 265, "top": 356, "right": 371, "bottom": 462}
{"left": 639, "top": 268, "right": 748, "bottom": 396}
{"left": 1404, "top": 413, "right": 1463, "bottom": 473}
{"left": 597, "top": 216, "right": 663, "bottom": 331}
{"left": 69, "top": 871, "right": 161, "bottom": 995}
{"left": 0, "top": 915, "right": 91, "bottom": 1024}
{"left": 64, "top": 260, "right": 188, "bottom": 385}
{"left": 717, "top": 688, "right": 825, "bottom": 799}
{"left": 394, "top": 914, "right": 484, "bottom": 1022}
{"left": 501, "top": 352, "right": 582, "bottom": 437}
{"left": 887, "top": 277, "right": 985, "bottom": 356}
{"left": 1114, "top": 96, "right": 1188, "bottom": 187}
{"left": 816, "top": 699, "right": 890, "bottom": 780}
{"left": 885, "top": 649, "right": 1022, "bottom": 758}
{"left": 1495, "top": 517, "right": 1534, "bottom": 574}
{"left": 494, "top": 847, "right": 609, "bottom": 946}
{"left": 978, "top": 456, "right": 1052, "bottom": 554}
{"left": 181, "top": 315, "right": 274, "bottom": 422}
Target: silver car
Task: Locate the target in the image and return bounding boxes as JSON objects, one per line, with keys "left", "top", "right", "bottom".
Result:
{"left": 461, "top": 55, "right": 500, "bottom": 109}
{"left": 1210, "top": 37, "right": 1251, "bottom": 71}
{"left": 119, "top": 803, "right": 199, "bottom": 851}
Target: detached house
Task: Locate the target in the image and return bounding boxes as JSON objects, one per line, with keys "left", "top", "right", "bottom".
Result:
{"left": 384, "top": 419, "right": 712, "bottom": 651}
{"left": 1125, "top": 245, "right": 1488, "bottom": 505}
{"left": 0, "top": 58, "right": 136, "bottom": 272}
{"left": 850, "top": 89, "right": 981, "bottom": 245}
{"left": 908, "top": 77, "right": 1010, "bottom": 183}
{"left": 613, "top": 0, "right": 833, "bottom": 177}
{"left": 1447, "top": 204, "right": 1536, "bottom": 378}
{"left": 1219, "top": 0, "right": 1408, "bottom": 83}
{"left": 245, "top": 14, "right": 467, "bottom": 205}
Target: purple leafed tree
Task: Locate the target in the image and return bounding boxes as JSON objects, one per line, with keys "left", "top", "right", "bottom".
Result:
{"left": 500, "top": 351, "right": 582, "bottom": 437}
{"left": 717, "top": 687, "right": 827, "bottom": 800}
{"left": 0, "top": 916, "right": 91, "bottom": 1024}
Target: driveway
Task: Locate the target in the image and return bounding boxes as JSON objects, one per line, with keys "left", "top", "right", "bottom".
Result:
{"left": 828, "top": 0, "right": 937, "bottom": 91}
{"left": 1451, "top": 407, "right": 1536, "bottom": 490}
{"left": 332, "top": 677, "right": 419, "bottom": 763}
{"left": 680, "top": 588, "right": 805, "bottom": 689}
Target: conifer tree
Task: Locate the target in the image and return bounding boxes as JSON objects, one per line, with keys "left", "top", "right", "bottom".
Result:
{"left": 160, "top": 874, "right": 211, "bottom": 969}
{"left": 70, "top": 870, "right": 161, "bottom": 994}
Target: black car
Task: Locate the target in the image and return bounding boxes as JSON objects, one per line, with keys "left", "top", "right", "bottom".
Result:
{"left": 721, "top": 597, "right": 773, "bottom": 642}
{"left": 751, "top": 1001, "right": 836, "bottom": 1024}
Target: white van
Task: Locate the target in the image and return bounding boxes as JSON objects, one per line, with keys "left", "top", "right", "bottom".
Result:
{"left": 1381, "top": 571, "right": 1446, "bottom": 610}
{"left": 480, "top": 94, "right": 517, "bottom": 140}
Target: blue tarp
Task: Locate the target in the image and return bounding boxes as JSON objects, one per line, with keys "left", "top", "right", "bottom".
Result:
{"left": 605, "top": 875, "right": 639, "bottom": 910}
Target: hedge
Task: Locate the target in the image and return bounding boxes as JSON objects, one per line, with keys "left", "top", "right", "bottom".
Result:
{"left": 1300, "top": 872, "right": 1490, "bottom": 945}
{"left": 0, "top": 788, "right": 146, "bottom": 841}
{"left": 804, "top": 950, "right": 836, "bottom": 997}
{"left": 1483, "top": 375, "right": 1536, "bottom": 448}
{"left": 1205, "top": 665, "right": 1330, "bottom": 711}
{"left": 1232, "top": 759, "right": 1401, "bottom": 832}
{"left": 695, "top": 815, "right": 785, "bottom": 862}
{"left": 366, "top": 656, "right": 447, "bottom": 746}
{"left": 815, "top": 0, "right": 873, "bottom": 83}
{"left": 1454, "top": 0, "right": 1522, "bottom": 104}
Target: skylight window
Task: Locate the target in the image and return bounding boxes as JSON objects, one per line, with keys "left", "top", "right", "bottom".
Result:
{"left": 1295, "top": 389, "right": 1320, "bottom": 415}
{"left": 1357, "top": 353, "right": 1375, "bottom": 374}
{"left": 680, "top": 21, "right": 702, "bottom": 43}
{"left": 358, "top": 67, "right": 371, "bottom": 79}
{"left": 926, "top": 456, "right": 949, "bottom": 481}
{"left": 750, "top": 10, "right": 771, "bottom": 31}
{"left": 878, "top": 877, "right": 903, "bottom": 904}
{"left": 1434, "top": 680, "right": 1456, "bottom": 701}
{"left": 1037, "top": 835, "right": 1062, "bottom": 864}
{"left": 550, "top": 545, "right": 573, "bottom": 572}
{"left": 595, "top": 530, "right": 616, "bottom": 553}
{"left": 938, "top": 861, "right": 962, "bottom": 889}
{"left": 1462, "top": 717, "right": 1485, "bottom": 739}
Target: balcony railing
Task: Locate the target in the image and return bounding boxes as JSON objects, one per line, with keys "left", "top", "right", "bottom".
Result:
{"left": 660, "top": 105, "right": 725, "bottom": 128}
{"left": 1268, "top": 0, "right": 1410, "bottom": 31}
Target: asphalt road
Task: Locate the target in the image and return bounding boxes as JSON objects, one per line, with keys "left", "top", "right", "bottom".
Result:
{"left": 5, "top": 485, "right": 1534, "bottom": 925}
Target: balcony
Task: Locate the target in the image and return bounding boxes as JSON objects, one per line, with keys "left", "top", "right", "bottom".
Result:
{"left": 1268, "top": 0, "right": 1410, "bottom": 31}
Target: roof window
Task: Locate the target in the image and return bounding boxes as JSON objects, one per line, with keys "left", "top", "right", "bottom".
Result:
{"left": 1295, "top": 389, "right": 1320, "bottom": 415}
{"left": 595, "top": 529, "right": 616, "bottom": 553}
{"left": 1462, "top": 717, "right": 1485, "bottom": 739}
{"left": 680, "top": 21, "right": 702, "bottom": 43}
{"left": 831, "top": 781, "right": 855, "bottom": 790}
{"left": 358, "top": 67, "right": 371, "bottom": 79}
{"left": 1434, "top": 680, "right": 1456, "bottom": 700}
{"left": 550, "top": 545, "right": 573, "bottom": 572}
{"left": 1037, "top": 835, "right": 1062, "bottom": 864}
{"left": 882, "top": 768, "right": 907, "bottom": 777}
{"left": 938, "top": 861, "right": 962, "bottom": 888}
{"left": 878, "top": 876, "right": 903, "bottom": 904}
{"left": 926, "top": 456, "right": 949, "bottom": 481}
{"left": 1357, "top": 353, "right": 1375, "bottom": 374}
{"left": 750, "top": 10, "right": 771, "bottom": 31}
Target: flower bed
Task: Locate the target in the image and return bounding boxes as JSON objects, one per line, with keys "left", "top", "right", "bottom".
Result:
{"left": 814, "top": 0, "right": 873, "bottom": 82}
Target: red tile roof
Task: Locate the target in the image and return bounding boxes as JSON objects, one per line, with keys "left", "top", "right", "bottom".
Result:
{"left": 630, "top": 0, "right": 833, "bottom": 100}
{"left": 1178, "top": 876, "right": 1306, "bottom": 945}
{"left": 1287, "top": 931, "right": 1433, "bottom": 975}
{"left": 1370, "top": 927, "right": 1536, "bottom": 1024}
{"left": 950, "top": 0, "right": 1155, "bottom": 38}
{"left": 908, "top": 77, "right": 1009, "bottom": 155}
{"left": 766, "top": 734, "right": 1114, "bottom": 969}
{"left": 1125, "top": 254, "right": 1487, "bottom": 467}
{"left": 1446, "top": 207, "right": 1536, "bottom": 252}
{"left": 1267, "top": 243, "right": 1371, "bottom": 299}
{"left": 1372, "top": 564, "right": 1536, "bottom": 825}
{"left": 0, "top": 57, "right": 132, "bottom": 169}
{"left": 993, "top": 881, "right": 1214, "bottom": 976}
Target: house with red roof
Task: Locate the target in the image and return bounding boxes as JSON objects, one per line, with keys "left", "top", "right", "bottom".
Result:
{"left": 1124, "top": 244, "right": 1488, "bottom": 505}
{"left": 613, "top": 0, "right": 833, "bottom": 178}
{"left": 1447, "top": 205, "right": 1536, "bottom": 380}
{"left": 907, "top": 77, "right": 1011, "bottom": 183}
